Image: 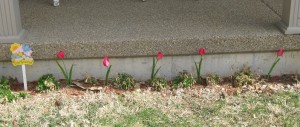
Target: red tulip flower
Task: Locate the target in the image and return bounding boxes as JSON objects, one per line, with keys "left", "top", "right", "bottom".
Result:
{"left": 267, "top": 48, "right": 284, "bottom": 78}
{"left": 56, "top": 50, "right": 74, "bottom": 85}
{"left": 103, "top": 55, "right": 112, "bottom": 85}
{"left": 277, "top": 48, "right": 284, "bottom": 56}
{"left": 57, "top": 51, "right": 65, "bottom": 59}
{"left": 103, "top": 56, "right": 110, "bottom": 67}
{"left": 151, "top": 52, "right": 164, "bottom": 83}
{"left": 199, "top": 48, "right": 205, "bottom": 56}
{"left": 156, "top": 52, "right": 163, "bottom": 60}
{"left": 195, "top": 48, "right": 206, "bottom": 83}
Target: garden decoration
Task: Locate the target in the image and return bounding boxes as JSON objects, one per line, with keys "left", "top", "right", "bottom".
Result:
{"left": 10, "top": 43, "right": 34, "bottom": 90}
{"left": 267, "top": 48, "right": 284, "bottom": 78}
{"left": 56, "top": 51, "right": 74, "bottom": 85}
{"left": 150, "top": 52, "right": 163, "bottom": 83}
{"left": 195, "top": 48, "right": 205, "bottom": 84}
{"left": 103, "top": 56, "right": 112, "bottom": 85}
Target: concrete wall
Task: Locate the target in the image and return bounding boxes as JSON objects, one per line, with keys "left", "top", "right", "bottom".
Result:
{"left": 0, "top": 51, "right": 299, "bottom": 82}
{"left": 0, "top": 0, "right": 25, "bottom": 43}
{"left": 279, "top": 0, "right": 300, "bottom": 34}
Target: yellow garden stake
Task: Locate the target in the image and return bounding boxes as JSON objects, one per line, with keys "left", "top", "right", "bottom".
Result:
{"left": 10, "top": 43, "right": 34, "bottom": 91}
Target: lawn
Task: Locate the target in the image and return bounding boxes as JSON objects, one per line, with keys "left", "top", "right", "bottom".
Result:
{"left": 0, "top": 85, "right": 299, "bottom": 126}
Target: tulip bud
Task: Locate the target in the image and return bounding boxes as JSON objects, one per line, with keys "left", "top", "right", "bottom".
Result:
{"left": 199, "top": 48, "right": 205, "bottom": 56}
{"left": 156, "top": 52, "right": 163, "bottom": 60}
{"left": 103, "top": 56, "right": 110, "bottom": 67}
{"left": 277, "top": 48, "right": 284, "bottom": 56}
{"left": 57, "top": 51, "right": 65, "bottom": 59}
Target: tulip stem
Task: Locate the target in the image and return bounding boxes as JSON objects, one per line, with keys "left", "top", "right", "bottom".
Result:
{"left": 150, "top": 57, "right": 161, "bottom": 84}
{"left": 195, "top": 56, "right": 203, "bottom": 84}
{"left": 56, "top": 59, "right": 73, "bottom": 86}
{"left": 62, "top": 59, "right": 68, "bottom": 75}
{"left": 105, "top": 65, "right": 112, "bottom": 85}
{"left": 267, "top": 56, "right": 280, "bottom": 78}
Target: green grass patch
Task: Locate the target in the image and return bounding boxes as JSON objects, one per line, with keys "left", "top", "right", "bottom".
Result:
{"left": 115, "top": 108, "right": 202, "bottom": 127}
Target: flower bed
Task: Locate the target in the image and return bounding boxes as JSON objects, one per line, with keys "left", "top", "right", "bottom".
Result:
{"left": 1, "top": 44, "right": 299, "bottom": 125}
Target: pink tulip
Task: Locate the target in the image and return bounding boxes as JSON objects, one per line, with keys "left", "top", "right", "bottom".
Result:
{"left": 103, "top": 56, "right": 110, "bottom": 67}
{"left": 57, "top": 51, "right": 65, "bottom": 59}
{"left": 277, "top": 48, "right": 284, "bottom": 56}
{"left": 156, "top": 52, "right": 163, "bottom": 60}
{"left": 199, "top": 48, "right": 205, "bottom": 56}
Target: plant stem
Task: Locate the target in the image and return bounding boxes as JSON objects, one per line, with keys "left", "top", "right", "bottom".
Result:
{"left": 150, "top": 57, "right": 157, "bottom": 83}
{"left": 62, "top": 59, "right": 68, "bottom": 76}
{"left": 196, "top": 56, "right": 203, "bottom": 84}
{"left": 105, "top": 65, "right": 112, "bottom": 85}
{"left": 56, "top": 60, "right": 68, "bottom": 84}
{"left": 267, "top": 57, "right": 280, "bottom": 78}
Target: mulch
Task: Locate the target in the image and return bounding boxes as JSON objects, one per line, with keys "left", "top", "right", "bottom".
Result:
{"left": 8, "top": 74, "right": 299, "bottom": 96}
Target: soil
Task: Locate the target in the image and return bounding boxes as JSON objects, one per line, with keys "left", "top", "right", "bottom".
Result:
{"left": 8, "top": 74, "right": 299, "bottom": 96}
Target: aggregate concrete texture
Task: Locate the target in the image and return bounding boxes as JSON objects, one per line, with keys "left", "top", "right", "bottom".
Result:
{"left": 262, "top": 0, "right": 283, "bottom": 16}
{"left": 0, "top": 0, "right": 299, "bottom": 60}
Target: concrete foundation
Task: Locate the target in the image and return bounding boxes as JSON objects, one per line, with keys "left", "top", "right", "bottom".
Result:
{"left": 0, "top": 0, "right": 25, "bottom": 43}
{"left": 1, "top": 51, "right": 299, "bottom": 82}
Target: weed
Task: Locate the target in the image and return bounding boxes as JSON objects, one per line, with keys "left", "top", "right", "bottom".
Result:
{"left": 151, "top": 77, "right": 168, "bottom": 91}
{"left": 36, "top": 74, "right": 60, "bottom": 92}
{"left": 232, "top": 65, "right": 255, "bottom": 87}
{"left": 112, "top": 73, "right": 135, "bottom": 90}
{"left": 84, "top": 73, "right": 98, "bottom": 85}
{"left": 206, "top": 74, "right": 222, "bottom": 85}
{"left": 172, "top": 72, "right": 196, "bottom": 88}
{"left": 0, "top": 77, "right": 17, "bottom": 103}
{"left": 18, "top": 91, "right": 29, "bottom": 99}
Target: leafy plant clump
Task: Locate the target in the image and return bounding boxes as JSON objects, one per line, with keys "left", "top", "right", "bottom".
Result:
{"left": 84, "top": 73, "right": 98, "bottom": 85}
{"left": 112, "top": 73, "right": 135, "bottom": 90}
{"left": 0, "top": 77, "right": 17, "bottom": 103}
{"left": 232, "top": 66, "right": 255, "bottom": 87}
{"left": 36, "top": 74, "right": 60, "bottom": 92}
{"left": 206, "top": 74, "right": 222, "bottom": 86}
{"left": 17, "top": 91, "right": 30, "bottom": 99}
{"left": 151, "top": 78, "right": 168, "bottom": 91}
{"left": 172, "top": 72, "right": 196, "bottom": 88}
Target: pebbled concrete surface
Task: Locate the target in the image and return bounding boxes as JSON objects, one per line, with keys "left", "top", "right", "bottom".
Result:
{"left": 262, "top": 0, "right": 283, "bottom": 16}
{"left": 0, "top": 0, "right": 299, "bottom": 60}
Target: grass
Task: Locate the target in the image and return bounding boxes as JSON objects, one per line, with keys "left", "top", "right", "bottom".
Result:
{"left": 0, "top": 88, "right": 299, "bottom": 126}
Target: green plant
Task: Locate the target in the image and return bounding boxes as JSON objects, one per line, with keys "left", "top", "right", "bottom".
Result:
{"left": 232, "top": 65, "right": 255, "bottom": 87}
{"left": 206, "top": 74, "right": 222, "bottom": 85}
{"left": 172, "top": 72, "right": 196, "bottom": 88}
{"left": 150, "top": 52, "right": 164, "bottom": 84}
{"left": 84, "top": 73, "right": 98, "bottom": 85}
{"left": 151, "top": 77, "right": 168, "bottom": 90}
{"left": 18, "top": 91, "right": 30, "bottom": 99}
{"left": 0, "top": 77, "right": 17, "bottom": 103}
{"left": 36, "top": 74, "right": 60, "bottom": 92}
{"left": 112, "top": 73, "right": 135, "bottom": 90}
{"left": 267, "top": 49, "right": 283, "bottom": 78}
{"left": 56, "top": 51, "right": 74, "bottom": 86}
{"left": 103, "top": 56, "right": 112, "bottom": 85}
{"left": 195, "top": 48, "right": 205, "bottom": 84}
